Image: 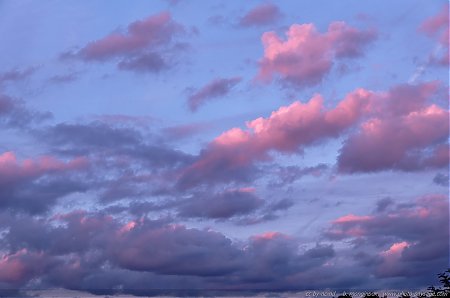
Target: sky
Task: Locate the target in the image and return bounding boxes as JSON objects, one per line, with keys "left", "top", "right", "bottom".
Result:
{"left": 0, "top": 0, "right": 448, "bottom": 296}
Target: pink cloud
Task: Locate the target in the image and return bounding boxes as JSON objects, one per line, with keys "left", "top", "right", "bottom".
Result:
{"left": 326, "top": 194, "right": 448, "bottom": 242}
{"left": 419, "top": 4, "right": 449, "bottom": 66}
{"left": 338, "top": 84, "right": 449, "bottom": 173}
{"left": 177, "top": 89, "right": 372, "bottom": 188}
{"left": 0, "top": 249, "right": 44, "bottom": 284}
{"left": 382, "top": 241, "right": 410, "bottom": 257}
{"left": 239, "top": 3, "right": 282, "bottom": 27}
{"left": 251, "top": 231, "right": 288, "bottom": 241}
{"left": 0, "top": 151, "right": 88, "bottom": 183}
{"left": 420, "top": 4, "right": 449, "bottom": 40}
{"left": 0, "top": 250, "right": 29, "bottom": 283}
{"left": 377, "top": 241, "right": 411, "bottom": 277}
{"left": 257, "top": 21, "right": 376, "bottom": 88}
{"left": 177, "top": 82, "right": 446, "bottom": 187}
{"left": 333, "top": 214, "right": 373, "bottom": 224}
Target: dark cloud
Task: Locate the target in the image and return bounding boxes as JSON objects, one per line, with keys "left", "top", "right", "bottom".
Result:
{"left": 0, "top": 191, "right": 446, "bottom": 294}
{"left": 187, "top": 77, "right": 241, "bottom": 111}
{"left": 325, "top": 194, "right": 449, "bottom": 285}
{"left": 269, "top": 164, "right": 328, "bottom": 187}
{"left": 305, "top": 244, "right": 335, "bottom": 259}
{"left": 111, "top": 223, "right": 242, "bottom": 277}
{"left": 236, "top": 198, "right": 295, "bottom": 225}
{"left": 176, "top": 149, "right": 260, "bottom": 189}
{"left": 268, "top": 198, "right": 295, "bottom": 211}
{"left": 0, "top": 212, "right": 336, "bottom": 295}
{"left": 0, "top": 94, "right": 52, "bottom": 129}
{"left": 117, "top": 51, "right": 168, "bottom": 73}
{"left": 0, "top": 177, "right": 88, "bottom": 214}
{"left": 41, "top": 122, "right": 143, "bottom": 152}
{"left": 177, "top": 188, "right": 263, "bottom": 219}
{"left": 40, "top": 121, "right": 193, "bottom": 168}
{"left": 433, "top": 172, "right": 449, "bottom": 186}
{"left": 375, "top": 197, "right": 394, "bottom": 213}
{"left": 0, "top": 151, "right": 89, "bottom": 214}
{"left": 32, "top": 120, "right": 196, "bottom": 204}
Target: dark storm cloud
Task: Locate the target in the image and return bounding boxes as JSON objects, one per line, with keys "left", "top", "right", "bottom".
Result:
{"left": 0, "top": 212, "right": 336, "bottom": 294}
{"left": 0, "top": 191, "right": 446, "bottom": 295}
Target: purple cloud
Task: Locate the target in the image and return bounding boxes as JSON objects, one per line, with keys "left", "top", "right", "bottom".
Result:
{"left": 0, "top": 2, "right": 447, "bottom": 295}
{"left": 64, "top": 12, "right": 186, "bottom": 73}
{"left": 0, "top": 94, "right": 52, "bottom": 128}
{"left": 0, "top": 151, "right": 89, "bottom": 213}
{"left": 47, "top": 72, "right": 79, "bottom": 84}
{"left": 117, "top": 52, "right": 168, "bottom": 72}
{"left": 239, "top": 3, "right": 282, "bottom": 27}
{"left": 338, "top": 83, "right": 449, "bottom": 173}
{"left": 187, "top": 77, "right": 242, "bottom": 111}
{"left": 326, "top": 194, "right": 448, "bottom": 281}
{"left": 0, "top": 212, "right": 337, "bottom": 294}
{"left": 419, "top": 4, "right": 449, "bottom": 66}
{"left": 433, "top": 172, "right": 449, "bottom": 186}
{"left": 163, "top": 122, "right": 210, "bottom": 140}
{"left": 79, "top": 12, "right": 182, "bottom": 60}
{"left": 177, "top": 88, "right": 373, "bottom": 188}
{"left": 0, "top": 67, "right": 37, "bottom": 85}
